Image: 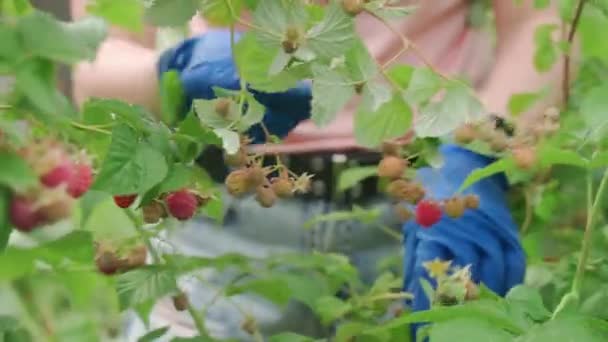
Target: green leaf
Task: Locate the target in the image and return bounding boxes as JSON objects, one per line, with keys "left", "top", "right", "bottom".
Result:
{"left": 355, "top": 92, "right": 412, "bottom": 147}
{"left": 429, "top": 318, "right": 512, "bottom": 342}
{"left": 363, "top": 1, "right": 417, "bottom": 21}
{"left": 414, "top": 83, "right": 484, "bottom": 138}
{"left": 579, "top": 7, "right": 608, "bottom": 61}
{"left": 337, "top": 166, "right": 378, "bottom": 192}
{"left": 18, "top": 11, "right": 107, "bottom": 64}
{"left": 200, "top": 0, "right": 244, "bottom": 26}
{"left": 537, "top": 144, "right": 588, "bottom": 168}
{"left": 93, "top": 125, "right": 168, "bottom": 195}
{"left": 458, "top": 158, "right": 512, "bottom": 192}
{"left": 144, "top": 0, "right": 198, "bottom": 26}
{"left": 226, "top": 276, "right": 292, "bottom": 306}
{"left": 138, "top": 326, "right": 170, "bottom": 342}
{"left": 508, "top": 90, "right": 546, "bottom": 116}
{"left": 385, "top": 64, "right": 415, "bottom": 90}
{"left": 160, "top": 70, "right": 185, "bottom": 126}
{"left": 252, "top": 0, "right": 308, "bottom": 48}
{"left": 0, "top": 24, "right": 22, "bottom": 62}
{"left": 313, "top": 296, "right": 352, "bottom": 324}
{"left": 201, "top": 193, "right": 224, "bottom": 224}
{"left": 311, "top": 65, "right": 355, "bottom": 126}
{"left": 404, "top": 67, "right": 443, "bottom": 106}
{"left": 0, "top": 188, "right": 11, "bottom": 252}
{"left": 237, "top": 95, "right": 265, "bottom": 131}
{"left": 306, "top": 1, "right": 355, "bottom": 59}
{"left": 345, "top": 39, "right": 377, "bottom": 82}
{"left": 87, "top": 0, "right": 144, "bottom": 32}
{"left": 534, "top": 0, "right": 551, "bottom": 8}
{"left": 82, "top": 98, "right": 155, "bottom": 132}
{"left": 0, "top": 151, "right": 37, "bottom": 191}
{"left": 116, "top": 266, "right": 178, "bottom": 309}
{"left": 213, "top": 128, "right": 240, "bottom": 154}
{"left": 505, "top": 285, "right": 551, "bottom": 321}
{"left": 518, "top": 316, "right": 606, "bottom": 341}
{"left": 580, "top": 83, "right": 608, "bottom": 141}
{"left": 174, "top": 111, "right": 222, "bottom": 161}
{"left": 195, "top": 98, "right": 239, "bottom": 129}
{"left": 15, "top": 59, "right": 75, "bottom": 120}
{"left": 280, "top": 273, "right": 331, "bottom": 308}
{"left": 158, "top": 164, "right": 196, "bottom": 194}
{"left": 0, "top": 315, "right": 19, "bottom": 332}
{"left": 234, "top": 32, "right": 306, "bottom": 92}
{"left": 534, "top": 24, "right": 558, "bottom": 72}
{"left": 268, "top": 332, "right": 314, "bottom": 342}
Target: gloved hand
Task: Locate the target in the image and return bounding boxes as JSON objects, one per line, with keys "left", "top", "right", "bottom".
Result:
{"left": 402, "top": 144, "right": 526, "bottom": 335}
{"left": 157, "top": 29, "right": 312, "bottom": 143}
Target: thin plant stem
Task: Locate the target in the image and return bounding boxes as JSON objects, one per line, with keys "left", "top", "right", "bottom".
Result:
{"left": 70, "top": 121, "right": 112, "bottom": 135}
{"left": 562, "top": 0, "right": 586, "bottom": 106}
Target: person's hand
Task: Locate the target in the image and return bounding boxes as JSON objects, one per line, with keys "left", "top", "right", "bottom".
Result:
{"left": 157, "top": 29, "right": 311, "bottom": 143}
{"left": 402, "top": 144, "right": 526, "bottom": 335}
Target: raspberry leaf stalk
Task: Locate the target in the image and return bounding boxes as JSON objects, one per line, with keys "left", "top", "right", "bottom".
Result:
{"left": 553, "top": 166, "right": 608, "bottom": 318}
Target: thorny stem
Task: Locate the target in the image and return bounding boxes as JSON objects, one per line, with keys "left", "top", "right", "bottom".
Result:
{"left": 562, "top": 0, "right": 586, "bottom": 106}
{"left": 126, "top": 211, "right": 210, "bottom": 338}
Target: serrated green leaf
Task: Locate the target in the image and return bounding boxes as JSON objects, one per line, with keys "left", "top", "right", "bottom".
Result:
{"left": 93, "top": 125, "right": 168, "bottom": 195}
{"left": 581, "top": 83, "right": 608, "bottom": 141}
{"left": 226, "top": 276, "right": 292, "bottom": 306}
{"left": 82, "top": 98, "right": 155, "bottom": 132}
{"left": 518, "top": 316, "right": 606, "bottom": 341}
{"left": 458, "top": 158, "right": 511, "bottom": 192}
{"left": 505, "top": 285, "right": 551, "bottom": 321}
{"left": 252, "top": 0, "right": 307, "bottom": 48}
{"left": 18, "top": 11, "right": 107, "bottom": 64}
{"left": 311, "top": 65, "right": 354, "bottom": 126}
{"left": 385, "top": 64, "right": 414, "bottom": 90}
{"left": 404, "top": 67, "right": 443, "bottom": 106}
{"left": 200, "top": 0, "right": 243, "bottom": 26}
{"left": 337, "top": 166, "right": 378, "bottom": 192}
{"left": 362, "top": 81, "right": 392, "bottom": 112}
{"left": 87, "top": 0, "right": 144, "bottom": 32}
{"left": 429, "top": 318, "right": 513, "bottom": 342}
{"left": 345, "top": 39, "right": 377, "bottom": 81}
{"left": 314, "top": 296, "right": 352, "bottom": 324}
{"left": 414, "top": 83, "right": 485, "bottom": 138}
{"left": 144, "top": 0, "right": 198, "bottom": 26}
{"left": 306, "top": 1, "right": 355, "bottom": 59}
{"left": 116, "top": 266, "right": 178, "bottom": 309}
{"left": 0, "top": 151, "right": 37, "bottom": 191}
{"left": 213, "top": 128, "right": 240, "bottom": 154}
{"left": 537, "top": 144, "right": 588, "bottom": 168}
{"left": 0, "top": 25, "right": 22, "bottom": 61}
{"left": 355, "top": 92, "right": 412, "bottom": 147}
{"left": 201, "top": 193, "right": 224, "bottom": 224}
{"left": 534, "top": 24, "right": 558, "bottom": 72}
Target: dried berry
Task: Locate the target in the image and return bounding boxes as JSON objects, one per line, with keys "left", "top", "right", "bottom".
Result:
{"left": 281, "top": 40, "right": 298, "bottom": 54}
{"left": 270, "top": 177, "right": 294, "bottom": 198}
{"left": 10, "top": 196, "right": 43, "bottom": 232}
{"left": 40, "top": 160, "right": 74, "bottom": 188}
{"left": 142, "top": 201, "right": 166, "bottom": 224}
{"left": 544, "top": 107, "right": 559, "bottom": 121}
{"left": 387, "top": 180, "right": 425, "bottom": 204}
{"left": 125, "top": 245, "right": 147, "bottom": 270}
{"left": 225, "top": 148, "right": 248, "bottom": 168}
{"left": 172, "top": 292, "right": 189, "bottom": 311}
{"left": 96, "top": 251, "right": 122, "bottom": 275}
{"left": 37, "top": 194, "right": 75, "bottom": 224}
{"left": 342, "top": 0, "right": 365, "bottom": 15}
{"left": 464, "top": 194, "right": 480, "bottom": 209}
{"left": 415, "top": 200, "right": 442, "bottom": 228}
{"left": 255, "top": 185, "right": 277, "bottom": 208}
{"left": 165, "top": 189, "right": 198, "bottom": 221}
{"left": 454, "top": 124, "right": 476, "bottom": 145}
{"left": 378, "top": 156, "right": 406, "bottom": 179}
{"left": 113, "top": 194, "right": 137, "bottom": 208}
{"left": 225, "top": 169, "right": 252, "bottom": 197}
{"left": 67, "top": 163, "right": 93, "bottom": 198}
{"left": 241, "top": 316, "right": 258, "bottom": 335}
{"left": 381, "top": 141, "right": 401, "bottom": 156}
{"left": 443, "top": 197, "right": 466, "bottom": 218}
{"left": 512, "top": 147, "right": 537, "bottom": 170}
{"left": 464, "top": 280, "right": 480, "bottom": 301}
{"left": 247, "top": 166, "right": 266, "bottom": 188}
{"left": 489, "top": 134, "right": 508, "bottom": 152}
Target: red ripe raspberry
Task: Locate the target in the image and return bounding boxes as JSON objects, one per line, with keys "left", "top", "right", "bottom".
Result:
{"left": 165, "top": 189, "right": 198, "bottom": 221}
{"left": 40, "top": 160, "right": 74, "bottom": 188}
{"left": 10, "top": 196, "right": 43, "bottom": 232}
{"left": 415, "top": 200, "right": 442, "bottom": 228}
{"left": 67, "top": 163, "right": 93, "bottom": 198}
{"left": 113, "top": 194, "right": 137, "bottom": 208}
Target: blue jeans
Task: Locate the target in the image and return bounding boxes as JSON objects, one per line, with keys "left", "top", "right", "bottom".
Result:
{"left": 125, "top": 188, "right": 402, "bottom": 341}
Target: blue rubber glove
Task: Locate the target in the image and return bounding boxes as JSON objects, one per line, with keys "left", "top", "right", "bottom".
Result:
{"left": 402, "top": 144, "right": 526, "bottom": 336}
{"left": 157, "top": 29, "right": 312, "bottom": 143}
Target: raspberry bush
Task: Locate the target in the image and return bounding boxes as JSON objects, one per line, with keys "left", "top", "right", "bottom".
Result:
{"left": 1, "top": 0, "right": 608, "bottom": 341}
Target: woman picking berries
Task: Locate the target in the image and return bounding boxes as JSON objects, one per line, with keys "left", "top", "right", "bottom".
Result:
{"left": 70, "top": 0, "right": 563, "bottom": 340}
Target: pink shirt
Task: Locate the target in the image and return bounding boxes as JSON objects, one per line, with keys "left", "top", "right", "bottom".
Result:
{"left": 251, "top": 0, "right": 494, "bottom": 154}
